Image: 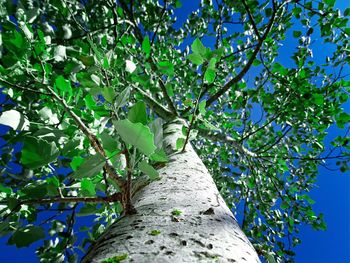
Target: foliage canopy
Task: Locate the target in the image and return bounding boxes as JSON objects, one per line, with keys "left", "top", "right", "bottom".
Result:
{"left": 0, "top": 0, "right": 349, "bottom": 262}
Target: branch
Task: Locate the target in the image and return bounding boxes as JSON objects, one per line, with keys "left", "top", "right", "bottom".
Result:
{"left": 42, "top": 6, "right": 125, "bottom": 189}
{"left": 124, "top": 148, "right": 136, "bottom": 215}
{"left": 196, "top": 126, "right": 257, "bottom": 157}
{"left": 11, "top": 194, "right": 122, "bottom": 206}
{"left": 206, "top": 0, "right": 277, "bottom": 107}
{"left": 0, "top": 78, "right": 51, "bottom": 96}
{"left": 46, "top": 86, "right": 124, "bottom": 188}
{"left": 255, "top": 126, "right": 292, "bottom": 154}
{"left": 241, "top": 0, "right": 262, "bottom": 41}
{"left": 1, "top": 193, "right": 122, "bottom": 220}
{"left": 151, "top": 2, "right": 168, "bottom": 46}
{"left": 257, "top": 154, "right": 349, "bottom": 161}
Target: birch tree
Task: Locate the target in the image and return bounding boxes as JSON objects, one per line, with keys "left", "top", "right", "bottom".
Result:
{"left": 0, "top": 0, "right": 349, "bottom": 262}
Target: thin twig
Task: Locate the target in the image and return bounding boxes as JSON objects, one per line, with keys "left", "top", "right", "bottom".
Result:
{"left": 0, "top": 78, "right": 50, "bottom": 96}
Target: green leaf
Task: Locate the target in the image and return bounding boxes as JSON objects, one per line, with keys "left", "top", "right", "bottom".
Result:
{"left": 142, "top": 35, "right": 151, "bottom": 56}
{"left": 198, "top": 100, "right": 206, "bottom": 115}
{"left": 8, "top": 225, "right": 45, "bottom": 248}
{"left": 293, "top": 30, "right": 302, "bottom": 38}
{"left": 70, "top": 156, "right": 84, "bottom": 171}
{"left": 0, "top": 183, "right": 12, "bottom": 194}
{"left": 102, "top": 87, "right": 116, "bottom": 103}
{"left": 150, "top": 148, "right": 169, "bottom": 163}
{"left": 149, "top": 118, "right": 163, "bottom": 149}
{"left": 165, "top": 83, "right": 174, "bottom": 97}
{"left": 77, "top": 204, "right": 98, "bottom": 216}
{"left": 175, "top": 0, "right": 182, "bottom": 8}
{"left": 208, "top": 57, "right": 217, "bottom": 70}
{"left": 55, "top": 75, "right": 72, "bottom": 94}
{"left": 10, "top": 31, "right": 24, "bottom": 48}
{"left": 74, "top": 153, "right": 105, "bottom": 178}
{"left": 171, "top": 209, "right": 182, "bottom": 216}
{"left": 280, "top": 202, "right": 289, "bottom": 210}
{"left": 99, "top": 131, "right": 120, "bottom": 152}
{"left": 158, "top": 60, "right": 174, "bottom": 76}
{"left": 22, "top": 184, "right": 48, "bottom": 199}
{"left": 344, "top": 8, "right": 350, "bottom": 16}
{"left": 128, "top": 101, "right": 147, "bottom": 125}
{"left": 313, "top": 94, "right": 324, "bottom": 106}
{"left": 34, "top": 127, "right": 65, "bottom": 143}
{"left": 188, "top": 53, "right": 204, "bottom": 65}
{"left": 176, "top": 137, "right": 185, "bottom": 150}
{"left": 266, "top": 253, "right": 277, "bottom": 263}
{"left": 61, "top": 139, "right": 81, "bottom": 157}
{"left": 191, "top": 38, "right": 206, "bottom": 56}
{"left": 149, "top": 229, "right": 161, "bottom": 236}
{"left": 114, "top": 119, "right": 156, "bottom": 156}
{"left": 81, "top": 178, "right": 96, "bottom": 196}
{"left": 103, "top": 254, "right": 128, "bottom": 263}
{"left": 138, "top": 160, "right": 159, "bottom": 180}
{"left": 204, "top": 68, "right": 215, "bottom": 84}
{"left": 336, "top": 112, "right": 350, "bottom": 128}
{"left": 0, "top": 110, "right": 29, "bottom": 131}
{"left": 21, "top": 137, "right": 59, "bottom": 169}
{"left": 324, "top": 0, "right": 335, "bottom": 6}
{"left": 115, "top": 87, "right": 131, "bottom": 108}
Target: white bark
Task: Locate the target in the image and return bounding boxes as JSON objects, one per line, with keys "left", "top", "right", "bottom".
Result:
{"left": 82, "top": 119, "right": 260, "bottom": 263}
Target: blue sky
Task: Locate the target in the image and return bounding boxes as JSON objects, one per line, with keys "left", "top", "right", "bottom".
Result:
{"left": 0, "top": 1, "right": 349, "bottom": 262}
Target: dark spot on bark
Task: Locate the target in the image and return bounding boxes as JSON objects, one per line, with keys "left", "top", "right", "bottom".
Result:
{"left": 180, "top": 240, "right": 187, "bottom": 246}
{"left": 200, "top": 207, "right": 215, "bottom": 215}
{"left": 126, "top": 235, "right": 133, "bottom": 239}
{"left": 215, "top": 219, "right": 222, "bottom": 222}
{"left": 228, "top": 259, "right": 237, "bottom": 262}
{"left": 136, "top": 219, "right": 143, "bottom": 222}
{"left": 241, "top": 257, "right": 247, "bottom": 261}
{"left": 160, "top": 246, "right": 166, "bottom": 250}
{"left": 207, "top": 244, "right": 213, "bottom": 249}
{"left": 145, "top": 240, "right": 154, "bottom": 245}
{"left": 171, "top": 216, "right": 180, "bottom": 222}
{"left": 165, "top": 251, "right": 174, "bottom": 255}
{"left": 169, "top": 232, "right": 179, "bottom": 237}
{"left": 237, "top": 236, "right": 246, "bottom": 243}
{"left": 190, "top": 238, "right": 206, "bottom": 247}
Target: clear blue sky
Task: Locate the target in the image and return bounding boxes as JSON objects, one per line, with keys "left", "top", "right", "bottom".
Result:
{"left": 0, "top": 1, "right": 349, "bottom": 262}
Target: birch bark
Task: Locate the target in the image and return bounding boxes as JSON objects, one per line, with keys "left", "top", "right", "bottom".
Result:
{"left": 83, "top": 119, "right": 260, "bottom": 263}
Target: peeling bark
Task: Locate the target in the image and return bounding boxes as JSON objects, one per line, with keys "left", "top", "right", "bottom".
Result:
{"left": 82, "top": 119, "right": 260, "bottom": 263}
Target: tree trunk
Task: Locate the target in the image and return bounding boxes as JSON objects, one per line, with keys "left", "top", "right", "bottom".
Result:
{"left": 82, "top": 119, "right": 260, "bottom": 263}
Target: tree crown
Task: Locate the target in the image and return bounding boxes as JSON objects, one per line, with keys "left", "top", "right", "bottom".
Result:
{"left": 0, "top": 0, "right": 349, "bottom": 262}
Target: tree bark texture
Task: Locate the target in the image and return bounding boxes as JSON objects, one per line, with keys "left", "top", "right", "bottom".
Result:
{"left": 82, "top": 119, "right": 260, "bottom": 263}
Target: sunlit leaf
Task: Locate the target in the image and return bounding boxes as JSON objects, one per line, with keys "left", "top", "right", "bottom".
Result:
{"left": 114, "top": 119, "right": 156, "bottom": 156}
{"left": 138, "top": 160, "right": 159, "bottom": 180}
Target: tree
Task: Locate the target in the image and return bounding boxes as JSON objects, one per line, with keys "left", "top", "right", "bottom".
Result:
{"left": 0, "top": 0, "right": 349, "bottom": 262}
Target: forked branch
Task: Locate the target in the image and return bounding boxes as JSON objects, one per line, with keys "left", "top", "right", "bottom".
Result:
{"left": 206, "top": 0, "right": 277, "bottom": 107}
